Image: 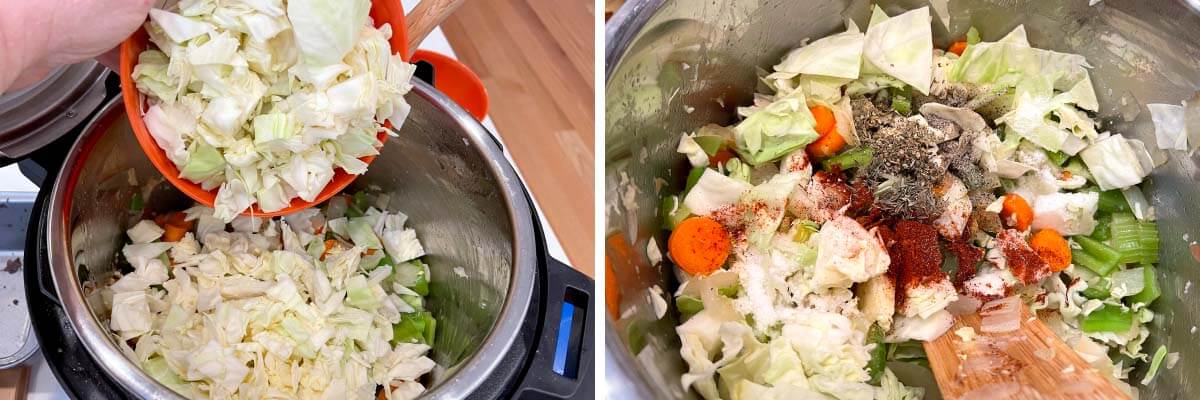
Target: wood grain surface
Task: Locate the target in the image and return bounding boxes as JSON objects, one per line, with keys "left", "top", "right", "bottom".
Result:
{"left": 924, "top": 306, "right": 1129, "bottom": 400}
{"left": 440, "top": 0, "right": 595, "bottom": 274}
{"left": 0, "top": 367, "right": 28, "bottom": 400}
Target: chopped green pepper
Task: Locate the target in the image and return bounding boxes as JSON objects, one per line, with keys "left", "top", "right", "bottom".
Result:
{"left": 684, "top": 167, "right": 706, "bottom": 193}
{"left": 693, "top": 135, "right": 726, "bottom": 156}
{"left": 821, "top": 147, "right": 874, "bottom": 171}
{"left": 1080, "top": 304, "right": 1133, "bottom": 333}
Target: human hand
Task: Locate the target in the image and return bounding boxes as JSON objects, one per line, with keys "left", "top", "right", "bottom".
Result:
{"left": 1, "top": 0, "right": 154, "bottom": 92}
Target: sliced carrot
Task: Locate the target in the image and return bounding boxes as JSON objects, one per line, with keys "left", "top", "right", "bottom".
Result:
{"left": 948, "top": 41, "right": 968, "bottom": 56}
{"left": 668, "top": 217, "right": 731, "bottom": 276}
{"left": 321, "top": 239, "right": 338, "bottom": 261}
{"left": 1030, "top": 229, "right": 1071, "bottom": 272}
{"left": 163, "top": 224, "right": 188, "bottom": 242}
{"left": 1000, "top": 193, "right": 1033, "bottom": 231}
{"left": 809, "top": 105, "right": 836, "bottom": 136}
{"left": 365, "top": 248, "right": 377, "bottom": 256}
{"left": 605, "top": 257, "right": 620, "bottom": 320}
{"left": 806, "top": 130, "right": 846, "bottom": 160}
{"left": 160, "top": 211, "right": 194, "bottom": 242}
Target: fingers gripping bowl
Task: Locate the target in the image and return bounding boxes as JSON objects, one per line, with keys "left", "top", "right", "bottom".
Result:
{"left": 606, "top": 0, "right": 1200, "bottom": 398}
{"left": 47, "top": 81, "right": 540, "bottom": 399}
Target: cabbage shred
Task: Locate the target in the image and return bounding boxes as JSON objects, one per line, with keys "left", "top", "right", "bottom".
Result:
{"left": 133, "top": 0, "right": 417, "bottom": 221}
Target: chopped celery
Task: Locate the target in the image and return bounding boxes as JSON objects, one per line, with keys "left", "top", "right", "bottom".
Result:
{"left": 1090, "top": 213, "right": 1112, "bottom": 241}
{"left": 1045, "top": 150, "right": 1069, "bottom": 167}
{"left": 890, "top": 87, "right": 912, "bottom": 115}
{"left": 792, "top": 220, "right": 819, "bottom": 243}
{"left": 866, "top": 324, "right": 887, "bottom": 385}
{"left": 1130, "top": 264, "right": 1161, "bottom": 305}
{"left": 684, "top": 167, "right": 706, "bottom": 193}
{"left": 1141, "top": 345, "right": 1168, "bottom": 385}
{"left": 719, "top": 284, "right": 740, "bottom": 298}
{"left": 1072, "top": 236, "right": 1121, "bottom": 276}
{"left": 1097, "top": 190, "right": 1131, "bottom": 213}
{"left": 693, "top": 135, "right": 726, "bottom": 156}
{"left": 966, "top": 27, "right": 981, "bottom": 44}
{"left": 1080, "top": 304, "right": 1133, "bottom": 333}
{"left": 676, "top": 295, "right": 704, "bottom": 318}
{"left": 660, "top": 195, "right": 691, "bottom": 230}
{"left": 1111, "top": 213, "right": 1159, "bottom": 264}
{"left": 626, "top": 321, "right": 648, "bottom": 354}
{"left": 346, "top": 193, "right": 367, "bottom": 218}
{"left": 821, "top": 147, "right": 874, "bottom": 171}
{"left": 1081, "top": 279, "right": 1111, "bottom": 300}
{"left": 422, "top": 312, "right": 437, "bottom": 345}
{"left": 1063, "top": 158, "right": 1093, "bottom": 183}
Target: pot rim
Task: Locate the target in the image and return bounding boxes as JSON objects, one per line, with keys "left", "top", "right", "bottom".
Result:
{"left": 45, "top": 80, "right": 537, "bottom": 399}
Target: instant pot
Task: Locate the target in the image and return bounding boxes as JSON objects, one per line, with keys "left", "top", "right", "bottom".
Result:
{"left": 3, "top": 64, "right": 593, "bottom": 399}
{"left": 604, "top": 0, "right": 1200, "bottom": 398}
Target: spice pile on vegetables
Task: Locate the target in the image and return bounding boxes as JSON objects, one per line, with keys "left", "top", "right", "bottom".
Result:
{"left": 97, "top": 191, "right": 437, "bottom": 399}
{"left": 661, "top": 6, "right": 1179, "bottom": 399}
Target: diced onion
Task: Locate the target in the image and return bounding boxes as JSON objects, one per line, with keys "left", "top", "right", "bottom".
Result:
{"left": 979, "top": 296, "right": 1021, "bottom": 333}
{"left": 947, "top": 295, "right": 982, "bottom": 316}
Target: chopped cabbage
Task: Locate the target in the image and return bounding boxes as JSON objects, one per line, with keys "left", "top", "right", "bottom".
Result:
{"left": 135, "top": 2, "right": 416, "bottom": 221}
{"left": 769, "top": 22, "right": 864, "bottom": 81}
{"left": 100, "top": 200, "right": 436, "bottom": 399}
{"left": 1079, "top": 134, "right": 1151, "bottom": 190}
{"left": 862, "top": 7, "right": 933, "bottom": 94}
{"left": 684, "top": 169, "right": 754, "bottom": 215}
{"left": 949, "top": 25, "right": 1095, "bottom": 100}
{"left": 733, "top": 90, "right": 820, "bottom": 166}
{"left": 127, "top": 220, "right": 165, "bottom": 243}
{"left": 1148, "top": 102, "right": 1189, "bottom": 151}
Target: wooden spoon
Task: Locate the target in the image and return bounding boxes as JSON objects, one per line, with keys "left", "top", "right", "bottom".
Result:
{"left": 405, "top": 0, "right": 467, "bottom": 59}
{"left": 924, "top": 303, "right": 1130, "bottom": 399}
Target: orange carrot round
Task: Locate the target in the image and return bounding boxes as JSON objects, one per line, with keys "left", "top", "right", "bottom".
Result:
{"left": 1000, "top": 193, "right": 1033, "bottom": 231}
{"left": 809, "top": 105, "right": 836, "bottom": 136}
{"left": 1030, "top": 229, "right": 1071, "bottom": 272}
{"left": 668, "top": 217, "right": 731, "bottom": 276}
{"left": 806, "top": 130, "right": 846, "bottom": 160}
{"left": 948, "top": 41, "right": 968, "bottom": 56}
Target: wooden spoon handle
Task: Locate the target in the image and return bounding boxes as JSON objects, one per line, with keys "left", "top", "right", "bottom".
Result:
{"left": 405, "top": 0, "right": 467, "bottom": 58}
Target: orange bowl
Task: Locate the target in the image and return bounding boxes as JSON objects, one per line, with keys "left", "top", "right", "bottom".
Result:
{"left": 119, "top": 1, "right": 410, "bottom": 217}
{"left": 410, "top": 50, "right": 489, "bottom": 121}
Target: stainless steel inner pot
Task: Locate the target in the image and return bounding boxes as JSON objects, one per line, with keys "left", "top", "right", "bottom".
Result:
{"left": 46, "top": 80, "right": 538, "bottom": 399}
{"left": 605, "top": 0, "right": 1200, "bottom": 398}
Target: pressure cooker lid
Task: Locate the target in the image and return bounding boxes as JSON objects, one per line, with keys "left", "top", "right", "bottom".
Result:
{"left": 0, "top": 60, "right": 108, "bottom": 159}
